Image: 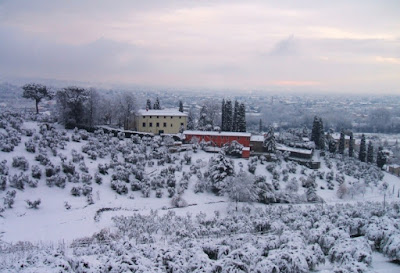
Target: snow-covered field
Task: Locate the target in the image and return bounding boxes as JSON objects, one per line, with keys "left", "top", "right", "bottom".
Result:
{"left": 0, "top": 114, "right": 399, "bottom": 272}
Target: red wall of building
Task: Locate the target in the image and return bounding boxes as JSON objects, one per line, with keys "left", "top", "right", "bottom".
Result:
{"left": 185, "top": 134, "right": 250, "bottom": 147}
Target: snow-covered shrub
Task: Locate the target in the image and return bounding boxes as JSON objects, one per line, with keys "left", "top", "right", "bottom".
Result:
{"left": 168, "top": 187, "right": 175, "bottom": 198}
{"left": 111, "top": 180, "right": 128, "bottom": 195}
{"left": 3, "top": 190, "right": 16, "bottom": 208}
{"left": 31, "top": 165, "right": 42, "bottom": 179}
{"left": 141, "top": 186, "right": 150, "bottom": 198}
{"left": 12, "top": 156, "right": 29, "bottom": 171}
{"left": 184, "top": 153, "right": 192, "bottom": 165}
{"left": 79, "top": 162, "right": 89, "bottom": 173}
{"left": 81, "top": 173, "right": 92, "bottom": 184}
{"left": 26, "top": 199, "right": 41, "bottom": 209}
{"left": 47, "top": 174, "right": 66, "bottom": 188}
{"left": 381, "top": 233, "right": 400, "bottom": 262}
{"left": 207, "top": 152, "right": 235, "bottom": 194}
{"left": 35, "top": 152, "right": 50, "bottom": 166}
{"left": 82, "top": 185, "right": 92, "bottom": 196}
{"left": 0, "top": 175, "right": 6, "bottom": 191}
{"left": 171, "top": 195, "right": 188, "bottom": 208}
{"left": 286, "top": 177, "right": 299, "bottom": 193}
{"left": 94, "top": 172, "right": 102, "bottom": 184}
{"left": 0, "top": 160, "right": 9, "bottom": 175}
{"left": 222, "top": 140, "right": 243, "bottom": 157}
{"left": 328, "top": 237, "right": 372, "bottom": 270}
{"left": 24, "top": 139, "right": 36, "bottom": 153}
{"left": 248, "top": 157, "right": 257, "bottom": 174}
{"left": 71, "top": 133, "right": 81, "bottom": 142}
{"left": 9, "top": 173, "right": 28, "bottom": 190}
{"left": 45, "top": 163, "right": 60, "bottom": 177}
{"left": 112, "top": 166, "right": 130, "bottom": 182}
{"left": 62, "top": 161, "right": 75, "bottom": 175}
{"left": 71, "top": 149, "right": 84, "bottom": 163}
{"left": 98, "top": 163, "right": 109, "bottom": 175}
{"left": 156, "top": 189, "right": 163, "bottom": 198}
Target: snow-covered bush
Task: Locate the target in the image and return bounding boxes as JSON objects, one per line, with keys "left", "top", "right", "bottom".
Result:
{"left": 12, "top": 156, "right": 29, "bottom": 171}
{"left": 222, "top": 140, "right": 243, "bottom": 157}
{"left": 171, "top": 195, "right": 188, "bottom": 208}
{"left": 207, "top": 152, "right": 235, "bottom": 194}
{"left": 248, "top": 157, "right": 257, "bottom": 174}
{"left": 62, "top": 161, "right": 75, "bottom": 175}
{"left": 3, "top": 190, "right": 16, "bottom": 208}
{"left": 94, "top": 172, "right": 102, "bottom": 185}
{"left": 111, "top": 180, "right": 128, "bottom": 195}
{"left": 31, "top": 165, "right": 42, "bottom": 179}
{"left": 71, "top": 149, "right": 84, "bottom": 163}
{"left": 25, "top": 139, "right": 36, "bottom": 153}
{"left": 0, "top": 160, "right": 9, "bottom": 175}
{"left": 0, "top": 175, "right": 6, "bottom": 191}
{"left": 26, "top": 199, "right": 41, "bottom": 209}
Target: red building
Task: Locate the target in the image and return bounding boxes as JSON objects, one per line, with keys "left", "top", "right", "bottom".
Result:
{"left": 183, "top": 130, "right": 251, "bottom": 148}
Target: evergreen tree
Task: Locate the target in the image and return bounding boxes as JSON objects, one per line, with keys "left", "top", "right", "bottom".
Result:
{"left": 376, "top": 146, "right": 387, "bottom": 168}
{"left": 259, "top": 119, "right": 262, "bottom": 133}
{"left": 232, "top": 100, "right": 239, "bottom": 132}
{"left": 221, "top": 99, "right": 225, "bottom": 130}
{"left": 328, "top": 134, "right": 337, "bottom": 153}
{"left": 197, "top": 105, "right": 212, "bottom": 131}
{"left": 146, "top": 99, "right": 152, "bottom": 110}
{"left": 187, "top": 107, "right": 195, "bottom": 130}
{"left": 263, "top": 126, "right": 276, "bottom": 153}
{"left": 311, "top": 116, "right": 323, "bottom": 149}
{"left": 319, "top": 128, "right": 326, "bottom": 150}
{"left": 224, "top": 100, "right": 233, "bottom": 131}
{"left": 178, "top": 100, "right": 183, "bottom": 112}
{"left": 339, "top": 129, "right": 345, "bottom": 154}
{"left": 349, "top": 132, "right": 354, "bottom": 157}
{"left": 359, "top": 134, "right": 367, "bottom": 162}
{"left": 367, "top": 141, "right": 374, "bottom": 163}
{"left": 237, "top": 103, "right": 246, "bottom": 132}
{"left": 22, "top": 83, "right": 54, "bottom": 114}
{"left": 153, "top": 97, "right": 161, "bottom": 110}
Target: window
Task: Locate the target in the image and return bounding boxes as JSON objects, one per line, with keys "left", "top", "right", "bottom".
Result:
{"left": 171, "top": 116, "right": 173, "bottom": 119}
{"left": 180, "top": 123, "right": 184, "bottom": 126}
{"left": 179, "top": 116, "right": 181, "bottom": 119}
{"left": 142, "top": 122, "right": 146, "bottom": 127}
{"left": 157, "top": 116, "right": 159, "bottom": 118}
{"left": 163, "top": 122, "right": 167, "bottom": 127}
{"left": 156, "top": 122, "right": 160, "bottom": 127}
{"left": 164, "top": 116, "right": 166, "bottom": 119}
{"left": 149, "top": 122, "right": 153, "bottom": 127}
{"left": 149, "top": 116, "right": 152, "bottom": 118}
{"left": 171, "top": 124, "right": 173, "bottom": 127}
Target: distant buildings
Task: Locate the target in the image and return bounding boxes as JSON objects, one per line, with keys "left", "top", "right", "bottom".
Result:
{"left": 135, "top": 109, "right": 187, "bottom": 134}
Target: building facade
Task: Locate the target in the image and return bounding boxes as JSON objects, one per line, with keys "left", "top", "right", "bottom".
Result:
{"left": 183, "top": 130, "right": 251, "bottom": 147}
{"left": 136, "top": 109, "right": 187, "bottom": 134}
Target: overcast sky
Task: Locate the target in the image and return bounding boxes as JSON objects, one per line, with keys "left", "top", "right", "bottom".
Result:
{"left": 0, "top": 0, "right": 399, "bottom": 93}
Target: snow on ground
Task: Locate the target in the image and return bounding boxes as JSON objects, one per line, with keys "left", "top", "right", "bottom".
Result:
{"left": 0, "top": 119, "right": 400, "bottom": 272}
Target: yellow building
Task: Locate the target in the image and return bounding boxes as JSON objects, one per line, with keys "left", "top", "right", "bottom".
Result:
{"left": 136, "top": 109, "right": 187, "bottom": 134}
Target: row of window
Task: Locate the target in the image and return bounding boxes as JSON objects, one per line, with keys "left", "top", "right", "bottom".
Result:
{"left": 147, "top": 116, "right": 182, "bottom": 119}
{"left": 143, "top": 122, "right": 184, "bottom": 128}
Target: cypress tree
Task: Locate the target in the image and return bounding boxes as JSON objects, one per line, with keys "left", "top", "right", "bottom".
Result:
{"left": 153, "top": 97, "right": 161, "bottom": 110}
{"left": 178, "top": 101, "right": 183, "bottom": 112}
{"left": 237, "top": 103, "right": 246, "bottom": 132}
{"left": 339, "top": 129, "right": 345, "bottom": 154}
{"left": 224, "top": 100, "right": 233, "bottom": 131}
{"left": 328, "top": 134, "right": 337, "bottom": 153}
{"left": 221, "top": 99, "right": 225, "bottom": 131}
{"left": 146, "top": 99, "right": 152, "bottom": 110}
{"left": 367, "top": 141, "right": 374, "bottom": 163}
{"left": 232, "top": 100, "right": 239, "bottom": 132}
{"left": 377, "top": 146, "right": 387, "bottom": 168}
{"left": 359, "top": 134, "right": 366, "bottom": 162}
{"left": 311, "top": 116, "right": 321, "bottom": 148}
{"left": 187, "top": 107, "right": 195, "bottom": 130}
{"left": 259, "top": 119, "right": 262, "bottom": 133}
{"left": 197, "top": 105, "right": 208, "bottom": 130}
{"left": 349, "top": 132, "right": 354, "bottom": 157}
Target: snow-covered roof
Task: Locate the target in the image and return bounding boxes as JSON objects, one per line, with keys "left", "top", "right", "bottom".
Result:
{"left": 137, "top": 109, "right": 187, "bottom": 117}
{"left": 276, "top": 144, "right": 313, "bottom": 155}
{"left": 184, "top": 130, "right": 251, "bottom": 137}
{"left": 250, "top": 135, "right": 265, "bottom": 142}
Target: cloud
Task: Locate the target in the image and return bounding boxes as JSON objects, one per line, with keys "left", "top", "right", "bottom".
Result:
{"left": 269, "top": 35, "right": 299, "bottom": 56}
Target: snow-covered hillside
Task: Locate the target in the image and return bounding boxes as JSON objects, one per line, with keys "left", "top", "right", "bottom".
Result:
{"left": 0, "top": 113, "right": 399, "bottom": 272}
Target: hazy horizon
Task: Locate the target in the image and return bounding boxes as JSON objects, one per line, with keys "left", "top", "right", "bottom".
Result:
{"left": 1, "top": 0, "right": 399, "bottom": 94}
